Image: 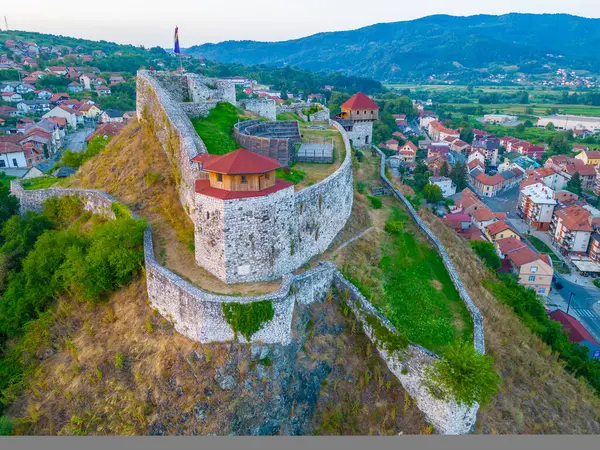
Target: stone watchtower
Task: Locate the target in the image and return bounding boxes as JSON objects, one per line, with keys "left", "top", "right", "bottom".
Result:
{"left": 192, "top": 149, "right": 297, "bottom": 283}
{"left": 335, "top": 92, "right": 379, "bottom": 149}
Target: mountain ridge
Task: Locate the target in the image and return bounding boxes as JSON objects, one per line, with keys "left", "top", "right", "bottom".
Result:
{"left": 184, "top": 13, "right": 600, "bottom": 82}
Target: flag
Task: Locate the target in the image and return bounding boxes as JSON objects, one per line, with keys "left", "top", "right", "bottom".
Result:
{"left": 174, "top": 26, "right": 180, "bottom": 54}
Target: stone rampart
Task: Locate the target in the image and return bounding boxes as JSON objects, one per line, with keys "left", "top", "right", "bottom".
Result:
{"left": 374, "top": 146, "right": 485, "bottom": 354}
{"left": 136, "top": 70, "right": 206, "bottom": 220}
{"left": 10, "top": 181, "right": 117, "bottom": 219}
{"left": 239, "top": 98, "right": 276, "bottom": 121}
{"left": 11, "top": 179, "right": 478, "bottom": 433}
{"left": 332, "top": 271, "right": 478, "bottom": 435}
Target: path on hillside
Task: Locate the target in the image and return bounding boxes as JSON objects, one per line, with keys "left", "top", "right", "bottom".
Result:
{"left": 329, "top": 226, "right": 375, "bottom": 258}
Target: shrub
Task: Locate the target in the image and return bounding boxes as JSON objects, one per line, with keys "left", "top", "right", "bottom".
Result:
{"left": 0, "top": 184, "right": 18, "bottom": 230}
{"left": 0, "top": 415, "right": 12, "bottom": 436}
{"left": 355, "top": 150, "right": 364, "bottom": 162}
{"left": 594, "top": 279, "right": 600, "bottom": 289}
{"left": 43, "top": 196, "right": 84, "bottom": 228}
{"left": 470, "top": 240, "right": 501, "bottom": 270}
{"left": 367, "top": 195, "right": 382, "bottom": 209}
{"left": 357, "top": 182, "right": 367, "bottom": 194}
{"left": 222, "top": 300, "right": 274, "bottom": 341}
{"left": 426, "top": 341, "right": 501, "bottom": 408}
{"left": 422, "top": 184, "right": 444, "bottom": 204}
{"left": 384, "top": 220, "right": 404, "bottom": 235}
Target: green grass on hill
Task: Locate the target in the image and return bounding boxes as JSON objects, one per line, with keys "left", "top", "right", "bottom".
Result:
{"left": 191, "top": 102, "right": 246, "bottom": 155}
{"left": 276, "top": 166, "right": 306, "bottom": 184}
{"left": 375, "top": 207, "right": 473, "bottom": 353}
{"left": 21, "top": 177, "right": 60, "bottom": 190}
{"left": 276, "top": 112, "right": 305, "bottom": 122}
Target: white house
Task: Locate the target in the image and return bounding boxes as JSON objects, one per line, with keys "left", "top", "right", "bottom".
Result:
{"left": 429, "top": 176, "right": 457, "bottom": 198}
{"left": 99, "top": 110, "right": 124, "bottom": 124}
{"left": 0, "top": 142, "right": 27, "bottom": 169}
{"left": 1, "top": 92, "right": 23, "bottom": 103}
{"left": 43, "top": 105, "right": 77, "bottom": 128}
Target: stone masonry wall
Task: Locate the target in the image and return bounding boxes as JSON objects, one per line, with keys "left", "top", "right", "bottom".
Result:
{"left": 332, "top": 271, "right": 478, "bottom": 435}
{"left": 11, "top": 181, "right": 116, "bottom": 219}
{"left": 195, "top": 119, "right": 353, "bottom": 284}
{"left": 11, "top": 180, "right": 479, "bottom": 433}
{"left": 239, "top": 99, "right": 276, "bottom": 121}
{"left": 9, "top": 179, "right": 336, "bottom": 345}
{"left": 136, "top": 71, "right": 206, "bottom": 221}
{"left": 374, "top": 146, "right": 485, "bottom": 354}
{"left": 347, "top": 121, "right": 374, "bottom": 148}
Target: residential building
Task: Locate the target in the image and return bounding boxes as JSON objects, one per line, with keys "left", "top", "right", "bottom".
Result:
{"left": 484, "top": 220, "right": 520, "bottom": 243}
{"left": 429, "top": 176, "right": 456, "bottom": 198}
{"left": 0, "top": 141, "right": 27, "bottom": 169}
{"left": 575, "top": 150, "right": 600, "bottom": 167}
{"left": 549, "top": 311, "right": 599, "bottom": 345}
{"left": 442, "top": 213, "right": 471, "bottom": 232}
{"left": 397, "top": 141, "right": 417, "bottom": 163}
{"left": 99, "top": 110, "right": 124, "bottom": 124}
{"left": 518, "top": 182, "right": 557, "bottom": 231}
{"left": 428, "top": 120, "right": 459, "bottom": 141}
{"left": 550, "top": 204, "right": 593, "bottom": 255}
{"left": 589, "top": 233, "right": 600, "bottom": 263}
{"left": 427, "top": 142, "right": 449, "bottom": 159}
{"left": 43, "top": 105, "right": 78, "bottom": 128}
{"left": 1, "top": 92, "right": 23, "bottom": 103}
{"left": 473, "top": 173, "right": 504, "bottom": 197}
{"left": 505, "top": 246, "right": 553, "bottom": 297}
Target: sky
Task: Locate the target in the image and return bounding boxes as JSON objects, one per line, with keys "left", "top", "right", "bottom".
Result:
{"left": 2, "top": 0, "right": 599, "bottom": 48}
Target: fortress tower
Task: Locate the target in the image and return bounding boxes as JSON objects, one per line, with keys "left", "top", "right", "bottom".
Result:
{"left": 335, "top": 92, "right": 379, "bottom": 148}
{"left": 192, "top": 149, "right": 297, "bottom": 283}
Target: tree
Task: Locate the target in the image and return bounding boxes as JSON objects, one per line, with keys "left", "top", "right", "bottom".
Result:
{"left": 0, "top": 183, "right": 19, "bottom": 231}
{"left": 524, "top": 119, "right": 533, "bottom": 128}
{"left": 450, "top": 161, "right": 468, "bottom": 190}
{"left": 470, "top": 241, "right": 501, "bottom": 270}
{"left": 515, "top": 123, "right": 525, "bottom": 133}
{"left": 566, "top": 172, "right": 582, "bottom": 196}
{"left": 545, "top": 122, "right": 556, "bottom": 131}
{"left": 460, "top": 127, "right": 474, "bottom": 144}
{"left": 519, "top": 90, "right": 529, "bottom": 104}
{"left": 423, "top": 184, "right": 444, "bottom": 203}
{"left": 549, "top": 131, "right": 572, "bottom": 155}
{"left": 439, "top": 161, "right": 450, "bottom": 177}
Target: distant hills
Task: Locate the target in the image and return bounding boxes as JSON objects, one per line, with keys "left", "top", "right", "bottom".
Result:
{"left": 185, "top": 13, "right": 600, "bottom": 82}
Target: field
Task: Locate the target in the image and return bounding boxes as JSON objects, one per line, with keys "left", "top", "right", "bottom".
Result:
{"left": 334, "top": 153, "right": 472, "bottom": 355}
{"left": 442, "top": 103, "right": 600, "bottom": 118}
{"left": 387, "top": 83, "right": 581, "bottom": 97}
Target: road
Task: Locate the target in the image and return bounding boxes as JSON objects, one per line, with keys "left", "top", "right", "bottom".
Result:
{"left": 552, "top": 274, "right": 600, "bottom": 343}
{"left": 474, "top": 182, "right": 600, "bottom": 340}
{"left": 63, "top": 126, "right": 95, "bottom": 152}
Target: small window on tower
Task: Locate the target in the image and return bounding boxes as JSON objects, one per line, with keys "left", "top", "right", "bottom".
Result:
{"left": 217, "top": 173, "right": 223, "bottom": 182}
{"left": 241, "top": 175, "right": 247, "bottom": 184}
{"left": 265, "top": 172, "right": 270, "bottom": 180}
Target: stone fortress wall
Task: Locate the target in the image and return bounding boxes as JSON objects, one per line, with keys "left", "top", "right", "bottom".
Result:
{"left": 276, "top": 102, "right": 330, "bottom": 122}
{"left": 238, "top": 98, "right": 277, "bottom": 121}
{"left": 10, "top": 71, "right": 482, "bottom": 433}
{"left": 136, "top": 70, "right": 354, "bottom": 285}
{"left": 196, "top": 119, "right": 353, "bottom": 284}
{"left": 10, "top": 176, "right": 480, "bottom": 433}
{"left": 346, "top": 121, "right": 374, "bottom": 149}
{"left": 233, "top": 119, "right": 301, "bottom": 167}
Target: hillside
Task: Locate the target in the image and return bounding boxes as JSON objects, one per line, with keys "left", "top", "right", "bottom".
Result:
{"left": 185, "top": 13, "right": 600, "bottom": 82}
{"left": 2, "top": 120, "right": 433, "bottom": 435}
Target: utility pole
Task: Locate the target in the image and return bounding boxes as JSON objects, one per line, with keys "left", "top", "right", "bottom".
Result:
{"left": 566, "top": 291, "right": 574, "bottom": 315}
{"left": 4, "top": 16, "right": 8, "bottom": 31}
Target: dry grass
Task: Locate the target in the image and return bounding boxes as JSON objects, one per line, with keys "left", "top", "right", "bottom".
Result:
{"left": 66, "top": 120, "right": 280, "bottom": 296}
{"left": 418, "top": 207, "right": 600, "bottom": 434}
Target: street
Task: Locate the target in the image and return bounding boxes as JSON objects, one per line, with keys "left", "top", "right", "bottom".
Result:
{"left": 63, "top": 126, "right": 95, "bottom": 152}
